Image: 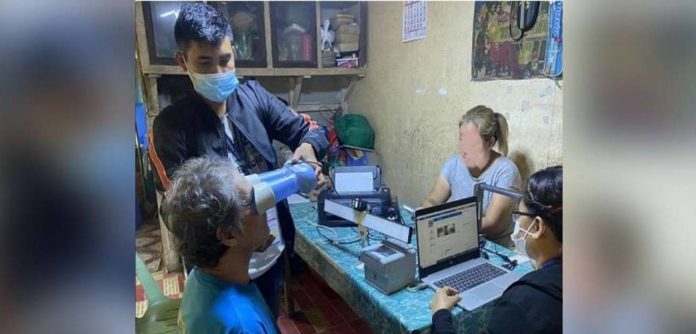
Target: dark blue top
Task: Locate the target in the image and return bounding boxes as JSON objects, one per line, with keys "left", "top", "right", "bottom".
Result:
{"left": 432, "top": 258, "right": 562, "bottom": 334}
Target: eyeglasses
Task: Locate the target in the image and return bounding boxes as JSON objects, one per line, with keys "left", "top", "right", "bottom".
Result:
{"left": 512, "top": 210, "right": 537, "bottom": 222}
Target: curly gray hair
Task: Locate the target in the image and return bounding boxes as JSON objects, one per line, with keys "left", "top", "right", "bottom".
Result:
{"left": 161, "top": 157, "right": 252, "bottom": 268}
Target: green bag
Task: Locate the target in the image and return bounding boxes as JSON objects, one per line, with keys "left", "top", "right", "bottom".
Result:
{"left": 334, "top": 114, "right": 375, "bottom": 150}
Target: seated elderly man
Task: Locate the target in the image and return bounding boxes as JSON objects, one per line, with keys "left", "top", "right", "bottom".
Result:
{"left": 162, "top": 157, "right": 279, "bottom": 334}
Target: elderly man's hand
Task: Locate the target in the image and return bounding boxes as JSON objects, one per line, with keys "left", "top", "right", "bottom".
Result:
{"left": 291, "top": 142, "right": 327, "bottom": 192}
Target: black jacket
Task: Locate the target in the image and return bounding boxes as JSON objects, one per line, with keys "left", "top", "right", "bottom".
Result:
{"left": 433, "top": 259, "right": 562, "bottom": 334}
{"left": 149, "top": 80, "right": 328, "bottom": 252}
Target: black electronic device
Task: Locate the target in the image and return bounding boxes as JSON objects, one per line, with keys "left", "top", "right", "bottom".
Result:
{"left": 318, "top": 186, "right": 403, "bottom": 227}
{"left": 318, "top": 165, "right": 403, "bottom": 227}
{"left": 510, "top": 1, "right": 541, "bottom": 41}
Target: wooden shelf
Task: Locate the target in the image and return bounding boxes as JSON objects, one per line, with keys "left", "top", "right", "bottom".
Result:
{"left": 137, "top": 2, "right": 367, "bottom": 77}
{"left": 143, "top": 65, "right": 366, "bottom": 77}
{"left": 136, "top": 2, "right": 367, "bottom": 118}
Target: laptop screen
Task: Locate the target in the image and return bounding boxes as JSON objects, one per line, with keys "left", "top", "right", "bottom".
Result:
{"left": 416, "top": 197, "right": 478, "bottom": 274}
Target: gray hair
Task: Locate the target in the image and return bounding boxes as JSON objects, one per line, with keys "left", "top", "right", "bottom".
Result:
{"left": 161, "top": 157, "right": 252, "bottom": 268}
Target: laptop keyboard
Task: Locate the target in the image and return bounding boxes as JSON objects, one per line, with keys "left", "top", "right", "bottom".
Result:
{"left": 433, "top": 263, "right": 507, "bottom": 292}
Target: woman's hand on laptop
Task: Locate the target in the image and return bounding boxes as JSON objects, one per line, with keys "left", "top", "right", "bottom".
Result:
{"left": 430, "top": 286, "right": 461, "bottom": 314}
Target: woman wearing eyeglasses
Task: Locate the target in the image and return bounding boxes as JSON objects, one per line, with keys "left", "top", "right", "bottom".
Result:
{"left": 430, "top": 165, "right": 562, "bottom": 334}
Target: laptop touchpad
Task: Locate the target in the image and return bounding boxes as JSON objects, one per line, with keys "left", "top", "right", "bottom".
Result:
{"left": 473, "top": 282, "right": 501, "bottom": 302}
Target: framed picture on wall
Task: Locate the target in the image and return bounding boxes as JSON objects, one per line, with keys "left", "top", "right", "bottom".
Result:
{"left": 471, "top": 1, "right": 551, "bottom": 81}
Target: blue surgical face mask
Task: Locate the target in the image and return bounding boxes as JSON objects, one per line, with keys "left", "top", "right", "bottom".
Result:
{"left": 185, "top": 62, "right": 239, "bottom": 102}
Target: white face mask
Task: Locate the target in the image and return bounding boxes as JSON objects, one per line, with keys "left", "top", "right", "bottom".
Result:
{"left": 511, "top": 219, "right": 537, "bottom": 258}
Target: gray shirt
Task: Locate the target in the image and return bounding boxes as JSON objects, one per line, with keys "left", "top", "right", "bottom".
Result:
{"left": 440, "top": 154, "right": 521, "bottom": 246}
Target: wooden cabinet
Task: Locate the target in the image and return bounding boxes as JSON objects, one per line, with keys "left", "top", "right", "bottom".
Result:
{"left": 136, "top": 1, "right": 367, "bottom": 76}
{"left": 140, "top": 1, "right": 196, "bottom": 66}
{"left": 319, "top": 1, "right": 367, "bottom": 69}
{"left": 215, "top": 1, "right": 269, "bottom": 68}
{"left": 270, "top": 1, "right": 318, "bottom": 68}
{"left": 136, "top": 1, "right": 366, "bottom": 122}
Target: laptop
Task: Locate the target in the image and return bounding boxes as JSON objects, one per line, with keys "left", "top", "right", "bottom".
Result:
{"left": 415, "top": 196, "right": 522, "bottom": 311}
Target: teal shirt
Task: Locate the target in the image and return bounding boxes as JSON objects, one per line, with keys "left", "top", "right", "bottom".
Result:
{"left": 179, "top": 268, "right": 279, "bottom": 334}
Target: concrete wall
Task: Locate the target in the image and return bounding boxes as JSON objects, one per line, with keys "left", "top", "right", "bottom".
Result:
{"left": 348, "top": 1, "right": 562, "bottom": 207}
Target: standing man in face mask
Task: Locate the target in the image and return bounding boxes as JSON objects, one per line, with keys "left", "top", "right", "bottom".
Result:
{"left": 149, "top": 3, "right": 328, "bottom": 319}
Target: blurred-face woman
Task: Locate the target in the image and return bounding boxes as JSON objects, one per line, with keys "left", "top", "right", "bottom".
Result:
{"left": 421, "top": 105, "right": 521, "bottom": 246}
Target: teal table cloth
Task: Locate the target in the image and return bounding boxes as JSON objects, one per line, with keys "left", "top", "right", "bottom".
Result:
{"left": 289, "top": 201, "right": 534, "bottom": 334}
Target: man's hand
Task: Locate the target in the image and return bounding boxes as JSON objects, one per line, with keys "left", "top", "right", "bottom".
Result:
{"left": 291, "top": 142, "right": 327, "bottom": 192}
{"left": 429, "top": 287, "right": 461, "bottom": 314}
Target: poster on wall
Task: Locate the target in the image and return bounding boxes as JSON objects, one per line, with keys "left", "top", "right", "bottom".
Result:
{"left": 472, "top": 1, "right": 550, "bottom": 81}
{"left": 403, "top": 1, "right": 427, "bottom": 42}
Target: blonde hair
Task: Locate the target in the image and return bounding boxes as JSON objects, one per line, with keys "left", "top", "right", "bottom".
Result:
{"left": 459, "top": 105, "right": 509, "bottom": 156}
